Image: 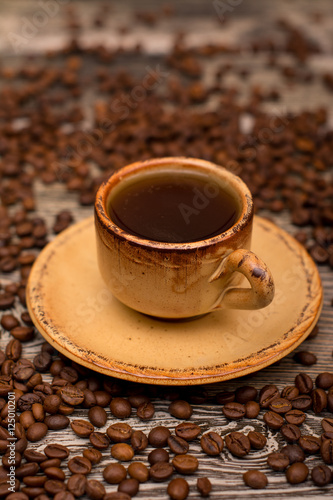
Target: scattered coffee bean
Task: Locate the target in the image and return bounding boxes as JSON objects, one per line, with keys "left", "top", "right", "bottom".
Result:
{"left": 197, "top": 477, "right": 212, "bottom": 497}
{"left": 267, "top": 452, "right": 290, "bottom": 471}
{"left": 111, "top": 443, "right": 134, "bottom": 461}
{"left": 291, "top": 394, "right": 312, "bottom": 411}
{"left": 67, "top": 474, "right": 87, "bottom": 496}
{"left": 263, "top": 410, "right": 284, "bottom": 429}
{"left": 248, "top": 431, "right": 266, "bottom": 450}
{"left": 225, "top": 432, "right": 250, "bottom": 457}
{"left": 299, "top": 435, "right": 321, "bottom": 454}
{"left": 269, "top": 398, "right": 292, "bottom": 414}
{"left": 44, "top": 414, "right": 69, "bottom": 430}
{"left": 103, "top": 464, "right": 127, "bottom": 484}
{"left": 71, "top": 419, "right": 94, "bottom": 437}
{"left": 285, "top": 409, "right": 306, "bottom": 425}
{"left": 148, "top": 448, "right": 170, "bottom": 465}
{"left": 243, "top": 470, "right": 268, "bottom": 489}
{"left": 131, "top": 430, "right": 148, "bottom": 452}
{"left": 89, "top": 431, "right": 110, "bottom": 450}
{"left": 311, "top": 465, "right": 332, "bottom": 486}
{"left": 281, "top": 444, "right": 305, "bottom": 464}
{"left": 200, "top": 432, "right": 223, "bottom": 456}
{"left": 168, "top": 435, "right": 189, "bottom": 455}
{"left": 107, "top": 423, "right": 132, "bottom": 442}
{"left": 83, "top": 448, "right": 102, "bottom": 465}
{"left": 245, "top": 401, "right": 260, "bottom": 418}
{"left": 167, "top": 477, "right": 189, "bottom": 500}
{"left": 321, "top": 439, "right": 333, "bottom": 464}
{"left": 293, "top": 351, "right": 317, "bottom": 366}
{"left": 118, "top": 478, "right": 139, "bottom": 497}
{"left": 316, "top": 372, "right": 333, "bottom": 390}
{"left": 110, "top": 398, "right": 132, "bottom": 418}
{"left": 168, "top": 400, "right": 193, "bottom": 420}
{"left": 295, "top": 373, "right": 313, "bottom": 394}
{"left": 128, "top": 462, "right": 149, "bottom": 483}
{"left": 44, "top": 444, "right": 69, "bottom": 460}
{"left": 175, "top": 422, "right": 201, "bottom": 441}
{"left": 286, "top": 462, "right": 309, "bottom": 484}
{"left": 68, "top": 456, "right": 92, "bottom": 475}
{"left": 281, "top": 386, "right": 299, "bottom": 401}
{"left": 85, "top": 479, "right": 106, "bottom": 500}
{"left": 222, "top": 402, "right": 245, "bottom": 420}
{"left": 149, "top": 426, "right": 171, "bottom": 448}
{"left": 149, "top": 462, "right": 173, "bottom": 482}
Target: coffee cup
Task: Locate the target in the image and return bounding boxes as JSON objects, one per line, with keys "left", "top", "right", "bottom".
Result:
{"left": 95, "top": 157, "right": 274, "bottom": 319}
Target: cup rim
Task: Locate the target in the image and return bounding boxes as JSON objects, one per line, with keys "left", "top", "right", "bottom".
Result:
{"left": 95, "top": 157, "right": 253, "bottom": 251}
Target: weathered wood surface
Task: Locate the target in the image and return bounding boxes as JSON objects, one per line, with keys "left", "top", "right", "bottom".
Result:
{"left": 1, "top": 0, "right": 333, "bottom": 498}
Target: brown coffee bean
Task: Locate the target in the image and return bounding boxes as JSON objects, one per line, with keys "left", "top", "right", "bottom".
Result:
{"left": 3, "top": 451, "right": 22, "bottom": 468}
{"left": 316, "top": 372, "right": 333, "bottom": 389}
{"left": 1, "top": 314, "right": 19, "bottom": 331}
{"left": 23, "top": 449, "right": 47, "bottom": 463}
{"left": 149, "top": 462, "right": 173, "bottom": 482}
{"left": 40, "top": 459, "right": 61, "bottom": 471}
{"left": 15, "top": 462, "right": 39, "bottom": 478}
{"left": 83, "top": 448, "right": 102, "bottom": 465}
{"left": 167, "top": 478, "right": 189, "bottom": 500}
{"left": 68, "top": 456, "right": 92, "bottom": 475}
{"left": 6, "top": 339, "right": 22, "bottom": 361}
{"left": 44, "top": 467, "right": 65, "bottom": 481}
{"left": 245, "top": 401, "right": 260, "bottom": 418}
{"left": 311, "top": 465, "right": 332, "bottom": 486}
{"left": 248, "top": 431, "right": 267, "bottom": 450}
{"left": 168, "top": 400, "right": 193, "bottom": 420}
{"left": 243, "top": 470, "right": 268, "bottom": 489}
{"left": 321, "top": 439, "right": 333, "bottom": 464}
{"left": 286, "top": 462, "right": 309, "bottom": 484}
{"left": 259, "top": 385, "right": 280, "bottom": 408}
{"left": 128, "top": 462, "right": 149, "bottom": 483}
{"left": 26, "top": 422, "right": 48, "bottom": 442}
{"left": 103, "top": 494, "right": 131, "bottom": 500}
{"left": 111, "top": 443, "right": 134, "bottom": 461}
{"left": 85, "top": 479, "right": 106, "bottom": 500}
{"left": 322, "top": 418, "right": 333, "bottom": 433}
{"left": 293, "top": 351, "right": 317, "bottom": 366}
{"left": 149, "top": 426, "right": 171, "bottom": 447}
{"left": 88, "top": 406, "right": 107, "bottom": 427}
{"left": 168, "top": 435, "right": 190, "bottom": 455}
{"left": 128, "top": 394, "right": 150, "bottom": 409}
{"left": 263, "top": 410, "right": 284, "bottom": 429}
{"left": 281, "top": 386, "right": 299, "bottom": 401}
{"left": 131, "top": 430, "right": 148, "bottom": 452}
{"left": 225, "top": 432, "right": 251, "bottom": 457}
{"left": 10, "top": 327, "right": 34, "bottom": 342}
{"left": 216, "top": 391, "right": 235, "bottom": 405}
{"left": 32, "top": 403, "right": 45, "bottom": 421}
{"left": 54, "top": 492, "right": 75, "bottom": 500}
{"left": 21, "top": 488, "right": 45, "bottom": 498}
{"left": 137, "top": 401, "right": 155, "bottom": 420}
{"left": 118, "top": 478, "right": 139, "bottom": 497}
{"left": 295, "top": 373, "right": 313, "bottom": 394}
{"left": 281, "top": 444, "right": 305, "bottom": 464}
{"left": 13, "top": 360, "right": 35, "bottom": 382}
{"left": 6, "top": 493, "right": 29, "bottom": 500}
{"left": 67, "top": 474, "right": 87, "bottom": 496}
{"left": 299, "top": 435, "right": 321, "bottom": 454}
{"left": 103, "top": 463, "right": 127, "bottom": 484}
{"left": 222, "top": 402, "right": 245, "bottom": 420}
{"left": 60, "top": 366, "right": 78, "bottom": 383}
{"left": 89, "top": 431, "right": 110, "bottom": 450}
{"left": 60, "top": 386, "right": 84, "bottom": 406}
{"left": 291, "top": 394, "right": 312, "bottom": 411}
{"left": 175, "top": 422, "right": 201, "bottom": 441}
{"left": 281, "top": 424, "right": 301, "bottom": 443}
{"left": 148, "top": 448, "right": 170, "bottom": 465}
{"left": 200, "top": 432, "right": 223, "bottom": 456}
{"left": 197, "top": 477, "right": 211, "bottom": 497}
{"left": 312, "top": 388, "right": 327, "bottom": 413}
{"left": 267, "top": 452, "right": 290, "bottom": 471}
{"left": 33, "top": 352, "right": 52, "bottom": 372}
{"left": 110, "top": 398, "right": 131, "bottom": 418}
{"left": 107, "top": 423, "right": 132, "bottom": 443}
{"left": 269, "top": 398, "right": 292, "bottom": 414}
{"left": 44, "top": 414, "right": 69, "bottom": 430}
{"left": 71, "top": 419, "right": 94, "bottom": 437}
{"left": 44, "top": 479, "right": 66, "bottom": 496}
{"left": 0, "top": 293, "right": 15, "bottom": 310}
{"left": 235, "top": 386, "right": 257, "bottom": 404}
{"left": 172, "top": 454, "right": 198, "bottom": 474}
{"left": 44, "top": 444, "right": 70, "bottom": 460}
{"left": 285, "top": 409, "right": 306, "bottom": 425}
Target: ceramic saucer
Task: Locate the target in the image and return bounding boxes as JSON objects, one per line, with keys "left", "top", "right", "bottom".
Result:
{"left": 27, "top": 216, "right": 322, "bottom": 386}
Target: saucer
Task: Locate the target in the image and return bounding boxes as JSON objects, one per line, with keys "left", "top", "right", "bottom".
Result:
{"left": 27, "top": 216, "right": 323, "bottom": 386}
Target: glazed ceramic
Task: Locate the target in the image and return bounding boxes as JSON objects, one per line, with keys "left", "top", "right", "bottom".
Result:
{"left": 95, "top": 157, "right": 275, "bottom": 318}
{"left": 26, "top": 216, "right": 323, "bottom": 385}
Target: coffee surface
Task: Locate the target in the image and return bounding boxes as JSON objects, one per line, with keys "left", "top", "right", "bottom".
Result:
{"left": 107, "top": 172, "right": 238, "bottom": 243}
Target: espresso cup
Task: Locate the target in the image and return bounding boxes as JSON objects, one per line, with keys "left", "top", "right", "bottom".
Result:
{"left": 95, "top": 157, "right": 274, "bottom": 319}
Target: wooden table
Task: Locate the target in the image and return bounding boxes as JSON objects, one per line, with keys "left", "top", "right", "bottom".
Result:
{"left": 1, "top": 1, "right": 333, "bottom": 498}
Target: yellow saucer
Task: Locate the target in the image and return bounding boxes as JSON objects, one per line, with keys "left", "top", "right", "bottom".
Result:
{"left": 27, "top": 216, "right": 322, "bottom": 386}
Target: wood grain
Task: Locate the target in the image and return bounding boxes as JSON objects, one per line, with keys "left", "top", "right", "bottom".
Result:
{"left": 1, "top": 0, "right": 333, "bottom": 498}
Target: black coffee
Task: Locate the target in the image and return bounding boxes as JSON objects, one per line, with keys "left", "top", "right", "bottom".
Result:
{"left": 107, "top": 171, "right": 238, "bottom": 243}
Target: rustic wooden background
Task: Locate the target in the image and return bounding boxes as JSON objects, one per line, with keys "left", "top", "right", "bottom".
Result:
{"left": 1, "top": 0, "right": 333, "bottom": 498}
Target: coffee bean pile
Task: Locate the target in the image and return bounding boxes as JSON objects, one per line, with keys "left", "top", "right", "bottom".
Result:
{"left": 1, "top": 2, "right": 333, "bottom": 498}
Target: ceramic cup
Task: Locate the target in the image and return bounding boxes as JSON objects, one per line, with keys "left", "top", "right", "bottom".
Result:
{"left": 95, "top": 157, "right": 275, "bottom": 319}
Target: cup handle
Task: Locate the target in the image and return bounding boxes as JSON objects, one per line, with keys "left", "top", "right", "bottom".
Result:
{"left": 209, "top": 248, "right": 275, "bottom": 311}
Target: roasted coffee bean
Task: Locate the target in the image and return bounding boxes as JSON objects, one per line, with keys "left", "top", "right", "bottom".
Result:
{"left": 222, "top": 402, "right": 245, "bottom": 420}
{"left": 168, "top": 435, "right": 189, "bottom": 455}
{"left": 83, "top": 448, "right": 102, "bottom": 465}
{"left": 111, "top": 443, "right": 134, "bottom": 461}
{"left": 60, "top": 366, "right": 78, "bottom": 383}
{"left": 149, "top": 462, "right": 173, "bottom": 482}
{"left": 103, "top": 494, "right": 131, "bottom": 500}
{"left": 128, "top": 462, "right": 149, "bottom": 483}
{"left": 235, "top": 386, "right": 257, "bottom": 404}
{"left": 295, "top": 373, "right": 313, "bottom": 394}
{"left": 40, "top": 459, "right": 61, "bottom": 471}
{"left": 26, "top": 422, "right": 48, "bottom": 442}
{"left": 24, "top": 449, "right": 47, "bottom": 463}
{"left": 1, "top": 314, "right": 19, "bottom": 331}
{"left": 267, "top": 452, "right": 290, "bottom": 471}
{"left": 299, "top": 435, "right": 321, "bottom": 454}
{"left": 44, "top": 479, "right": 67, "bottom": 496}
{"left": 148, "top": 448, "right": 170, "bottom": 465}
{"left": 44, "top": 467, "right": 65, "bottom": 481}
{"left": 6, "top": 493, "right": 29, "bottom": 500}
{"left": 3, "top": 451, "right": 22, "bottom": 468}
{"left": 128, "top": 394, "right": 150, "bottom": 409}
{"left": 149, "top": 426, "right": 171, "bottom": 447}
{"left": 118, "top": 478, "right": 139, "bottom": 497}
{"left": 50, "top": 360, "right": 65, "bottom": 377}
{"left": 54, "top": 492, "right": 75, "bottom": 500}
{"left": 13, "top": 359, "right": 35, "bottom": 381}
{"left": 67, "top": 473, "right": 87, "bottom": 496}
{"left": 328, "top": 392, "right": 333, "bottom": 413}
{"left": 259, "top": 385, "right": 280, "bottom": 408}
{"left": 21, "top": 488, "right": 45, "bottom": 498}
{"left": 167, "top": 478, "right": 189, "bottom": 500}
{"left": 280, "top": 424, "right": 301, "bottom": 443}
{"left": 200, "top": 432, "right": 223, "bottom": 456}
{"left": 44, "top": 414, "right": 69, "bottom": 430}
{"left": 197, "top": 477, "right": 212, "bottom": 497}
{"left": 321, "top": 439, "right": 333, "bottom": 464}
{"left": 82, "top": 389, "right": 97, "bottom": 408}
{"left": 281, "top": 444, "right": 305, "bottom": 464}
{"left": 293, "top": 351, "right": 317, "bottom": 366}
{"left": 285, "top": 409, "right": 306, "bottom": 426}
{"left": 107, "top": 423, "right": 132, "bottom": 443}
{"left": 225, "top": 432, "right": 250, "bottom": 457}
{"left": 44, "top": 444, "right": 69, "bottom": 460}
{"left": 88, "top": 406, "right": 107, "bottom": 427}
{"left": 316, "top": 372, "right": 333, "bottom": 389}
{"left": 71, "top": 419, "right": 94, "bottom": 437}
{"left": 174, "top": 423, "right": 200, "bottom": 442}
{"left": 60, "top": 386, "right": 84, "bottom": 406}
{"left": 89, "top": 431, "right": 110, "bottom": 450}
{"left": 286, "top": 462, "right": 309, "bottom": 484}
{"left": 168, "top": 400, "right": 193, "bottom": 420}
{"left": 263, "top": 410, "right": 284, "bottom": 430}
{"left": 10, "top": 327, "right": 34, "bottom": 342}
{"left": 322, "top": 418, "right": 333, "bottom": 433}
{"left": 103, "top": 463, "right": 127, "bottom": 484}
{"left": 33, "top": 352, "right": 52, "bottom": 372}
{"left": 291, "top": 394, "right": 312, "bottom": 411}
{"left": 269, "top": 398, "right": 292, "bottom": 414}
{"left": 110, "top": 398, "right": 131, "bottom": 418}
{"left": 248, "top": 431, "right": 267, "bottom": 450}
{"left": 32, "top": 403, "right": 45, "bottom": 421}
{"left": 172, "top": 454, "right": 198, "bottom": 474}
{"left": 15, "top": 462, "right": 39, "bottom": 478}
{"left": 281, "top": 386, "right": 299, "bottom": 401}
{"left": 311, "top": 465, "right": 332, "bottom": 486}
{"left": 312, "top": 388, "right": 327, "bottom": 413}
{"left": 85, "top": 479, "right": 106, "bottom": 500}
{"left": 131, "top": 430, "right": 148, "bottom": 452}
{"left": 68, "top": 456, "right": 92, "bottom": 475}
{"left": 243, "top": 470, "right": 268, "bottom": 489}
{"left": 137, "top": 401, "right": 155, "bottom": 420}
{"left": 245, "top": 401, "right": 260, "bottom": 418}
{"left": 216, "top": 391, "right": 235, "bottom": 405}
{"left": 6, "top": 339, "right": 22, "bottom": 361}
